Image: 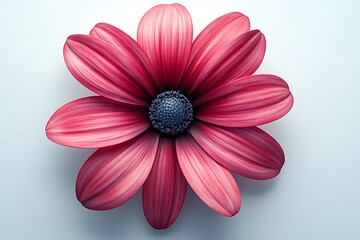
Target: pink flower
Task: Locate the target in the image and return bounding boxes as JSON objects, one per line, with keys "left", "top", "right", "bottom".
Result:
{"left": 46, "top": 3, "right": 293, "bottom": 229}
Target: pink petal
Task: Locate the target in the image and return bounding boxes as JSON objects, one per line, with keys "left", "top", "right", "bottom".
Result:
{"left": 46, "top": 96, "right": 149, "bottom": 148}
{"left": 137, "top": 3, "right": 193, "bottom": 91}
{"left": 76, "top": 130, "right": 159, "bottom": 210}
{"left": 64, "top": 34, "right": 153, "bottom": 106}
{"left": 180, "top": 28, "right": 265, "bottom": 97}
{"left": 176, "top": 134, "right": 241, "bottom": 216}
{"left": 89, "top": 23, "right": 156, "bottom": 98}
{"left": 190, "top": 122, "right": 285, "bottom": 180}
{"left": 178, "top": 11, "right": 250, "bottom": 95}
{"left": 195, "top": 74, "right": 294, "bottom": 127}
{"left": 142, "top": 137, "right": 186, "bottom": 229}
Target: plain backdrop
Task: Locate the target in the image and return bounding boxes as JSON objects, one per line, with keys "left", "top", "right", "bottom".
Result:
{"left": 1, "top": 0, "right": 359, "bottom": 239}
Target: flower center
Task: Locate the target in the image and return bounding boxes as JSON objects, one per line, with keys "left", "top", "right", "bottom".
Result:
{"left": 149, "top": 90, "right": 193, "bottom": 135}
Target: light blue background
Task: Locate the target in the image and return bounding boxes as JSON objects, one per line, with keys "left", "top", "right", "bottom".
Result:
{"left": 1, "top": 0, "right": 359, "bottom": 239}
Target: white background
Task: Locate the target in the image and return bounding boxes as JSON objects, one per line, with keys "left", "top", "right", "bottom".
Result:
{"left": 1, "top": 0, "right": 359, "bottom": 239}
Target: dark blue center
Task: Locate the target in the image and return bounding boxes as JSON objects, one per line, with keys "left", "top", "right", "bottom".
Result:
{"left": 149, "top": 91, "right": 193, "bottom": 135}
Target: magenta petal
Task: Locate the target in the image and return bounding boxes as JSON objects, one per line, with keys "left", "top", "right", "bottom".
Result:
{"left": 176, "top": 134, "right": 241, "bottom": 216}
{"left": 89, "top": 23, "right": 157, "bottom": 97}
{"left": 196, "top": 74, "right": 294, "bottom": 127}
{"left": 190, "top": 122, "right": 284, "bottom": 180}
{"left": 46, "top": 96, "right": 149, "bottom": 148}
{"left": 182, "top": 29, "right": 265, "bottom": 97}
{"left": 142, "top": 138, "right": 186, "bottom": 229}
{"left": 179, "top": 14, "right": 265, "bottom": 97}
{"left": 76, "top": 131, "right": 159, "bottom": 210}
{"left": 64, "top": 34, "right": 152, "bottom": 106}
{"left": 137, "top": 3, "right": 193, "bottom": 91}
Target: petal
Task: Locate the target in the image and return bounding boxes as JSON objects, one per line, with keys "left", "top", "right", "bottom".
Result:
{"left": 46, "top": 96, "right": 149, "bottom": 148}
{"left": 176, "top": 134, "right": 241, "bottom": 216}
{"left": 178, "top": 11, "right": 250, "bottom": 95}
{"left": 195, "top": 74, "right": 294, "bottom": 127}
{"left": 76, "top": 130, "right": 159, "bottom": 210}
{"left": 190, "top": 122, "right": 285, "bottom": 180}
{"left": 142, "top": 137, "right": 186, "bottom": 229}
{"left": 180, "top": 28, "right": 265, "bottom": 97}
{"left": 64, "top": 34, "right": 153, "bottom": 106}
{"left": 89, "top": 23, "right": 157, "bottom": 97}
{"left": 137, "top": 3, "right": 193, "bottom": 91}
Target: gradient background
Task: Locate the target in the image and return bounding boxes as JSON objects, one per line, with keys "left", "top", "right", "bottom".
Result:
{"left": 1, "top": 0, "right": 359, "bottom": 239}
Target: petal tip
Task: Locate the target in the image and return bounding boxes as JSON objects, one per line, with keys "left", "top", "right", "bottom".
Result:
{"left": 147, "top": 221, "right": 172, "bottom": 230}
{"left": 89, "top": 22, "right": 112, "bottom": 36}
{"left": 79, "top": 199, "right": 106, "bottom": 211}
{"left": 65, "top": 34, "right": 83, "bottom": 44}
{"left": 228, "top": 206, "right": 241, "bottom": 217}
{"left": 250, "top": 29, "right": 266, "bottom": 43}
{"left": 45, "top": 120, "right": 52, "bottom": 134}
{"left": 220, "top": 196, "right": 241, "bottom": 217}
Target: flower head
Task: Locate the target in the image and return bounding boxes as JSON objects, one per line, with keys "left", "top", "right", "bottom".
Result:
{"left": 46, "top": 3, "right": 293, "bottom": 229}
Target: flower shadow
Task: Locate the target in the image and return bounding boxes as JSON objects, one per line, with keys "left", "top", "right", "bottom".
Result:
{"left": 53, "top": 147, "right": 279, "bottom": 239}
{"left": 145, "top": 187, "right": 228, "bottom": 239}
{"left": 55, "top": 148, "right": 226, "bottom": 238}
{"left": 53, "top": 147, "right": 146, "bottom": 237}
{"left": 234, "top": 174, "right": 279, "bottom": 196}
